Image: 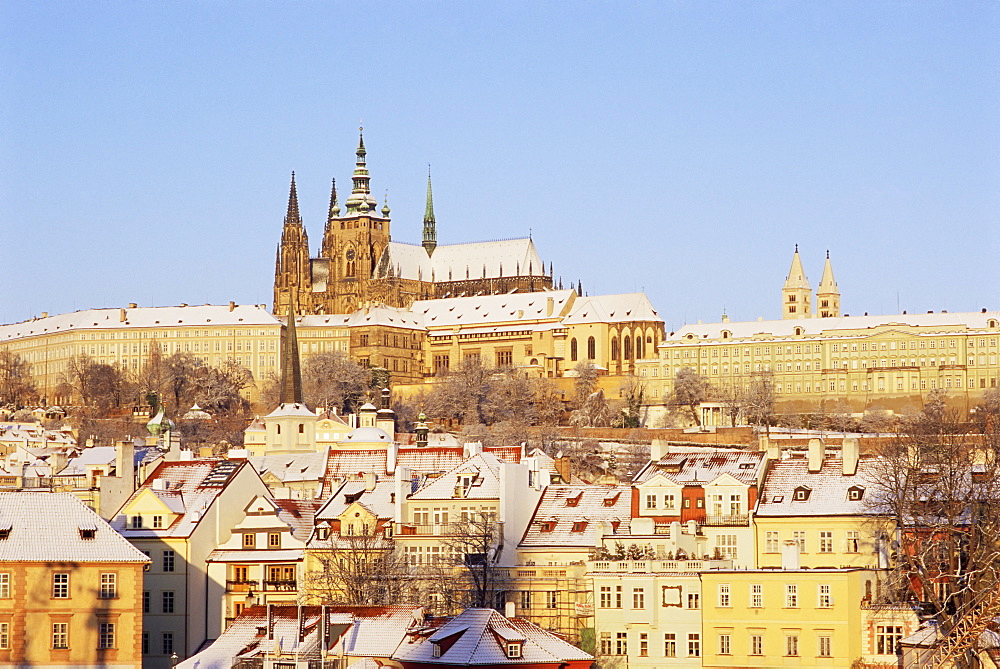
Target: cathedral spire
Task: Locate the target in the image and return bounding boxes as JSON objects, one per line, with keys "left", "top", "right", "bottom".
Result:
{"left": 328, "top": 178, "right": 341, "bottom": 219}
{"left": 422, "top": 166, "right": 437, "bottom": 256}
{"left": 816, "top": 250, "right": 840, "bottom": 317}
{"left": 345, "top": 128, "right": 378, "bottom": 214}
{"left": 782, "top": 245, "right": 812, "bottom": 319}
{"left": 285, "top": 172, "right": 301, "bottom": 227}
{"left": 279, "top": 295, "right": 305, "bottom": 405}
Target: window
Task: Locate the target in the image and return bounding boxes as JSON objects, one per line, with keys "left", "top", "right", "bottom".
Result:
{"left": 162, "top": 550, "right": 175, "bottom": 572}
{"left": 639, "top": 633, "right": 648, "bottom": 657}
{"left": 0, "top": 623, "right": 8, "bottom": 649}
{"left": 546, "top": 591, "right": 558, "bottom": 609}
{"left": 0, "top": 573, "right": 9, "bottom": 598}
{"left": 507, "top": 642, "right": 522, "bottom": 658}
{"left": 765, "top": 531, "right": 780, "bottom": 553}
{"left": 718, "top": 584, "right": 730, "bottom": 607}
{"left": 52, "top": 622, "right": 69, "bottom": 649}
{"left": 99, "top": 573, "right": 117, "bottom": 598}
{"left": 876, "top": 625, "right": 903, "bottom": 655}
{"left": 99, "top": 622, "right": 116, "bottom": 649}
{"left": 750, "top": 583, "right": 762, "bottom": 608}
{"left": 496, "top": 349, "right": 513, "bottom": 367}
{"left": 819, "top": 531, "right": 833, "bottom": 553}
{"left": 162, "top": 591, "right": 175, "bottom": 613}
{"left": 719, "top": 633, "right": 732, "bottom": 655}
{"left": 688, "top": 633, "right": 700, "bottom": 657}
{"left": 52, "top": 573, "right": 69, "bottom": 598}
{"left": 600, "top": 632, "right": 611, "bottom": 655}
{"left": 152, "top": 515, "right": 163, "bottom": 529}
{"left": 819, "top": 635, "right": 832, "bottom": 657}
{"left": 716, "top": 534, "right": 737, "bottom": 559}
{"left": 786, "top": 584, "right": 798, "bottom": 608}
{"left": 131, "top": 515, "right": 143, "bottom": 529}
{"left": 846, "top": 530, "right": 860, "bottom": 553}
{"left": 243, "top": 532, "right": 256, "bottom": 548}
{"left": 616, "top": 632, "right": 628, "bottom": 655}
{"left": 632, "top": 588, "right": 645, "bottom": 609}
{"left": 615, "top": 585, "right": 622, "bottom": 608}
{"left": 786, "top": 634, "right": 799, "bottom": 656}
{"left": 664, "top": 633, "right": 676, "bottom": 657}
{"left": 588, "top": 337, "right": 596, "bottom": 360}
{"left": 142, "top": 631, "right": 149, "bottom": 655}
{"left": 687, "top": 592, "right": 700, "bottom": 609}
{"left": 143, "top": 591, "right": 150, "bottom": 613}
{"left": 751, "top": 633, "right": 763, "bottom": 656}
{"left": 599, "top": 586, "right": 611, "bottom": 608}
{"left": 520, "top": 590, "right": 532, "bottom": 610}
{"left": 162, "top": 632, "right": 174, "bottom": 655}
{"left": 818, "top": 584, "right": 832, "bottom": 608}
{"left": 793, "top": 531, "right": 806, "bottom": 553}
{"left": 645, "top": 494, "right": 657, "bottom": 509}
{"left": 268, "top": 532, "right": 281, "bottom": 548}
{"left": 664, "top": 493, "right": 676, "bottom": 510}
{"left": 570, "top": 338, "right": 578, "bottom": 362}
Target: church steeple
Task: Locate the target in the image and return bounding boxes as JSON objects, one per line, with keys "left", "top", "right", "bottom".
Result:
{"left": 422, "top": 166, "right": 437, "bottom": 256}
{"left": 345, "top": 129, "right": 378, "bottom": 214}
{"left": 328, "top": 178, "right": 341, "bottom": 219}
{"left": 279, "top": 296, "right": 305, "bottom": 406}
{"left": 274, "top": 172, "right": 311, "bottom": 316}
{"left": 782, "top": 244, "right": 811, "bottom": 320}
{"left": 816, "top": 250, "right": 840, "bottom": 318}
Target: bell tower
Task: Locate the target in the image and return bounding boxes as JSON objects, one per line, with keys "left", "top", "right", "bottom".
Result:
{"left": 273, "top": 172, "right": 312, "bottom": 317}
{"left": 782, "top": 245, "right": 812, "bottom": 320}
{"left": 816, "top": 251, "right": 840, "bottom": 318}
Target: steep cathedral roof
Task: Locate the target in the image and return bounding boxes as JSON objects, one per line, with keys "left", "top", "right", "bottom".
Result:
{"left": 374, "top": 238, "right": 546, "bottom": 284}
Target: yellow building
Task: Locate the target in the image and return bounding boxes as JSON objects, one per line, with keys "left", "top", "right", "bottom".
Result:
{"left": 701, "top": 567, "right": 880, "bottom": 668}
{"left": 0, "top": 492, "right": 149, "bottom": 668}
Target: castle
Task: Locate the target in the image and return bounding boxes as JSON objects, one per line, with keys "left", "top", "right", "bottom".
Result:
{"left": 273, "top": 132, "right": 554, "bottom": 316}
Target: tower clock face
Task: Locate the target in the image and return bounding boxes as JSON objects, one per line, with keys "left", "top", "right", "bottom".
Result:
{"left": 346, "top": 249, "right": 355, "bottom": 261}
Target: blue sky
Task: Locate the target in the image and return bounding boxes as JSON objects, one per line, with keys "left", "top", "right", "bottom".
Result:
{"left": 2, "top": 1, "right": 997, "bottom": 332}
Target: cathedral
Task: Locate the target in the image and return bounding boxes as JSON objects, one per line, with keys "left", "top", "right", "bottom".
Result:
{"left": 273, "top": 133, "right": 554, "bottom": 316}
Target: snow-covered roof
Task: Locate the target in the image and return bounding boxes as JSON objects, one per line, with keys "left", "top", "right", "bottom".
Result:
{"left": 274, "top": 499, "right": 323, "bottom": 540}
{"left": 756, "top": 454, "right": 880, "bottom": 517}
{"left": 394, "top": 608, "right": 592, "bottom": 665}
{"left": 342, "top": 427, "right": 394, "bottom": 444}
{"left": 412, "top": 290, "right": 575, "bottom": 331}
{"left": 664, "top": 310, "right": 1000, "bottom": 342}
{"left": 318, "top": 478, "right": 397, "bottom": 521}
{"left": 409, "top": 452, "right": 504, "bottom": 501}
{"left": 58, "top": 446, "right": 118, "bottom": 476}
{"left": 520, "top": 485, "right": 632, "bottom": 548}
{"left": 344, "top": 305, "right": 425, "bottom": 330}
{"left": 250, "top": 451, "right": 328, "bottom": 484}
{"left": 0, "top": 492, "right": 150, "bottom": 562}
{"left": 632, "top": 450, "right": 766, "bottom": 486}
{"left": 376, "top": 238, "right": 546, "bottom": 283}
{"left": 265, "top": 403, "right": 317, "bottom": 419}
{"left": 563, "top": 293, "right": 661, "bottom": 325}
{"left": 1, "top": 304, "right": 278, "bottom": 342}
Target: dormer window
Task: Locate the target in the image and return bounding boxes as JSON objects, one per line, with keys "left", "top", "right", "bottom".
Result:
{"left": 507, "top": 641, "right": 523, "bottom": 658}
{"left": 79, "top": 528, "right": 96, "bottom": 540}
{"left": 0, "top": 528, "right": 10, "bottom": 540}
{"left": 848, "top": 486, "right": 865, "bottom": 501}
{"left": 572, "top": 521, "right": 588, "bottom": 532}
{"left": 603, "top": 492, "right": 621, "bottom": 507}
{"left": 432, "top": 643, "right": 441, "bottom": 658}
{"left": 793, "top": 486, "right": 811, "bottom": 501}
{"left": 540, "top": 521, "right": 555, "bottom": 533}
{"left": 130, "top": 516, "right": 143, "bottom": 529}
{"left": 565, "top": 493, "right": 582, "bottom": 507}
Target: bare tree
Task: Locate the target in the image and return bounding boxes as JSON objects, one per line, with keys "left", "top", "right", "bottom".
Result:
{"left": 301, "top": 352, "right": 371, "bottom": 413}
{"left": 716, "top": 383, "right": 745, "bottom": 427}
{"left": 671, "top": 367, "right": 710, "bottom": 426}
{"left": 570, "top": 389, "right": 613, "bottom": 428}
{"left": 307, "top": 531, "right": 410, "bottom": 606}
{"left": 438, "top": 513, "right": 508, "bottom": 610}
{"left": 0, "top": 349, "right": 38, "bottom": 407}
{"left": 572, "top": 361, "right": 600, "bottom": 409}
{"left": 745, "top": 371, "right": 776, "bottom": 432}
{"left": 617, "top": 375, "right": 646, "bottom": 428}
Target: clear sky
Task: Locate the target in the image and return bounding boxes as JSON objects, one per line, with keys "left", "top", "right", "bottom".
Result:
{"left": 2, "top": 1, "right": 997, "bottom": 332}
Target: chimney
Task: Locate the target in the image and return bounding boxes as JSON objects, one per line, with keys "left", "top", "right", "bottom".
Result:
{"left": 761, "top": 435, "right": 781, "bottom": 462}
{"left": 554, "top": 455, "right": 572, "bottom": 483}
{"left": 41, "top": 312, "right": 48, "bottom": 318}
{"left": 650, "top": 439, "right": 669, "bottom": 463}
{"left": 807, "top": 438, "right": 825, "bottom": 473}
{"left": 229, "top": 301, "right": 236, "bottom": 312}
{"left": 129, "top": 303, "right": 137, "bottom": 309}
{"left": 546, "top": 297, "right": 554, "bottom": 317}
{"left": 386, "top": 441, "right": 398, "bottom": 474}
{"left": 842, "top": 438, "right": 860, "bottom": 476}
{"left": 505, "top": 601, "right": 516, "bottom": 618}
{"left": 781, "top": 540, "right": 801, "bottom": 570}
{"left": 363, "top": 472, "right": 377, "bottom": 491}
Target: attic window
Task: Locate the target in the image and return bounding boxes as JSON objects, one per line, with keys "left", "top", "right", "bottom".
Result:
{"left": 0, "top": 526, "right": 10, "bottom": 540}
{"left": 848, "top": 486, "right": 865, "bottom": 501}
{"left": 793, "top": 487, "right": 811, "bottom": 501}
{"left": 603, "top": 492, "right": 621, "bottom": 506}
{"left": 79, "top": 528, "right": 96, "bottom": 539}
{"left": 565, "top": 493, "right": 582, "bottom": 507}
{"left": 572, "top": 521, "right": 588, "bottom": 532}
{"left": 540, "top": 521, "right": 556, "bottom": 533}
{"left": 772, "top": 495, "right": 784, "bottom": 503}
{"left": 507, "top": 642, "right": 523, "bottom": 658}
{"left": 432, "top": 643, "right": 442, "bottom": 658}
{"left": 739, "top": 462, "right": 754, "bottom": 469}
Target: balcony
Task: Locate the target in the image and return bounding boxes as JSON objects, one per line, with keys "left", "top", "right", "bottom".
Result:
{"left": 702, "top": 513, "right": 750, "bottom": 526}
{"left": 395, "top": 523, "right": 465, "bottom": 536}
{"left": 226, "top": 580, "right": 258, "bottom": 593}
{"left": 262, "top": 580, "right": 297, "bottom": 592}
{"left": 587, "top": 559, "right": 733, "bottom": 573}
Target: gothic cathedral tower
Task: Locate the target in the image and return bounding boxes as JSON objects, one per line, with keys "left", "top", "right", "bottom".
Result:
{"left": 782, "top": 245, "right": 812, "bottom": 319}
{"left": 816, "top": 251, "right": 840, "bottom": 318}
{"left": 273, "top": 173, "right": 313, "bottom": 317}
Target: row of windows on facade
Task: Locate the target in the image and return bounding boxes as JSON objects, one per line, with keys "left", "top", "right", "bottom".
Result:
{"left": 0, "top": 572, "right": 121, "bottom": 599}
{"left": 598, "top": 629, "right": 892, "bottom": 659}
{"left": 764, "top": 530, "right": 863, "bottom": 553}
{"left": 1, "top": 622, "right": 120, "bottom": 651}
{"left": 643, "top": 492, "right": 743, "bottom": 514}
{"left": 660, "top": 370, "right": 997, "bottom": 393}
{"left": 357, "top": 333, "right": 420, "bottom": 349}
{"left": 595, "top": 581, "right": 836, "bottom": 610}
{"left": 667, "top": 337, "right": 999, "bottom": 358}
{"left": 600, "top": 631, "right": 702, "bottom": 658}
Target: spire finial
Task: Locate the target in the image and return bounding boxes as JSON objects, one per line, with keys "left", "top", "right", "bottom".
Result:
{"left": 345, "top": 129, "right": 376, "bottom": 214}
{"left": 382, "top": 189, "right": 391, "bottom": 217}
{"left": 422, "top": 165, "right": 437, "bottom": 256}
{"left": 795, "top": 243, "right": 799, "bottom": 253}
{"left": 284, "top": 171, "right": 301, "bottom": 226}
{"left": 826, "top": 249, "right": 830, "bottom": 259}
{"left": 329, "top": 177, "right": 341, "bottom": 218}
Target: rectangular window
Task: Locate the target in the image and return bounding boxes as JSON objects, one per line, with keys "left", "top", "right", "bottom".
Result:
{"left": 719, "top": 633, "right": 731, "bottom": 655}
{"left": 632, "top": 588, "right": 645, "bottom": 609}
{"left": 599, "top": 632, "right": 611, "bottom": 655}
{"left": 786, "top": 584, "right": 798, "bottom": 608}
{"left": 599, "top": 586, "right": 611, "bottom": 608}
{"left": 819, "top": 531, "right": 833, "bottom": 553}
{"left": 546, "top": 591, "right": 558, "bottom": 609}
{"left": 52, "top": 573, "right": 69, "bottom": 598}
{"left": 0, "top": 623, "right": 8, "bottom": 649}
{"left": 152, "top": 515, "right": 163, "bottom": 529}
{"left": 99, "top": 573, "right": 117, "bottom": 598}
{"left": 846, "top": 531, "right": 860, "bottom": 553}
{"left": 664, "top": 633, "right": 676, "bottom": 657}
{"left": 162, "top": 632, "right": 174, "bottom": 655}
{"left": 718, "top": 583, "right": 730, "bottom": 607}
{"left": 615, "top": 632, "right": 628, "bottom": 655}
{"left": 143, "top": 591, "right": 149, "bottom": 613}
{"left": 664, "top": 493, "right": 675, "bottom": 510}
{"left": 688, "top": 633, "right": 700, "bottom": 657}
{"left": 750, "top": 633, "right": 763, "bottom": 656}
{"left": 786, "top": 634, "right": 799, "bottom": 656}
{"left": 52, "top": 622, "right": 69, "bottom": 649}
{"left": 819, "top": 635, "right": 832, "bottom": 657}
{"left": 639, "top": 633, "right": 648, "bottom": 657}
{"left": 765, "top": 531, "right": 780, "bottom": 553}
{"left": 162, "top": 591, "right": 175, "bottom": 613}
{"left": 520, "top": 590, "right": 532, "bottom": 610}
{"left": 163, "top": 550, "right": 175, "bottom": 572}
{"left": 818, "top": 584, "right": 832, "bottom": 608}
{"left": 750, "top": 583, "right": 763, "bottom": 608}
{"left": 687, "top": 592, "right": 700, "bottom": 609}
{"left": 268, "top": 532, "right": 280, "bottom": 548}
{"left": 243, "top": 533, "right": 256, "bottom": 548}
{"left": 0, "top": 573, "right": 9, "bottom": 598}
{"left": 793, "top": 531, "right": 806, "bottom": 552}
{"left": 877, "top": 625, "right": 903, "bottom": 655}
{"left": 645, "top": 494, "right": 657, "bottom": 509}
{"left": 616, "top": 585, "right": 622, "bottom": 608}
{"left": 99, "top": 622, "right": 115, "bottom": 649}
{"left": 716, "top": 534, "right": 738, "bottom": 559}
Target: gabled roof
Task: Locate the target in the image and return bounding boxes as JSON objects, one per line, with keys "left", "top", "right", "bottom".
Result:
{"left": 408, "top": 452, "right": 504, "bottom": 501}
{"left": 393, "top": 608, "right": 592, "bottom": 665}
{"left": 756, "top": 454, "right": 880, "bottom": 517}
{"left": 412, "top": 290, "right": 575, "bottom": 331}
{"left": 520, "top": 485, "right": 632, "bottom": 548}
{"left": 376, "top": 238, "right": 546, "bottom": 284}
{"left": 563, "top": 292, "right": 661, "bottom": 325}
{"left": 249, "top": 451, "right": 328, "bottom": 484}
{"left": 57, "top": 446, "right": 117, "bottom": 475}
{"left": 0, "top": 492, "right": 150, "bottom": 562}
{"left": 317, "top": 478, "right": 397, "bottom": 522}
{"left": 344, "top": 305, "right": 425, "bottom": 330}
{"left": 274, "top": 499, "right": 323, "bottom": 540}
{"left": 633, "top": 450, "right": 765, "bottom": 486}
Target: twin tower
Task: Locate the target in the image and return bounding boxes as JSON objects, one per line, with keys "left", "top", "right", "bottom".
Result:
{"left": 782, "top": 246, "right": 840, "bottom": 319}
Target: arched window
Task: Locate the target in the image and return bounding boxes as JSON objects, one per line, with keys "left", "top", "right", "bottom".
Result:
{"left": 611, "top": 337, "right": 620, "bottom": 361}
{"left": 587, "top": 336, "right": 596, "bottom": 360}
{"left": 636, "top": 336, "right": 643, "bottom": 359}
{"left": 276, "top": 424, "right": 281, "bottom": 434}
{"left": 624, "top": 337, "right": 633, "bottom": 360}
{"left": 298, "top": 424, "right": 304, "bottom": 434}
{"left": 570, "top": 338, "right": 578, "bottom": 362}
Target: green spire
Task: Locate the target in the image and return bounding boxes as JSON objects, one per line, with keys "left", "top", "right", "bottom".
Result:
{"left": 345, "top": 128, "right": 378, "bottom": 214}
{"left": 422, "top": 166, "right": 437, "bottom": 256}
